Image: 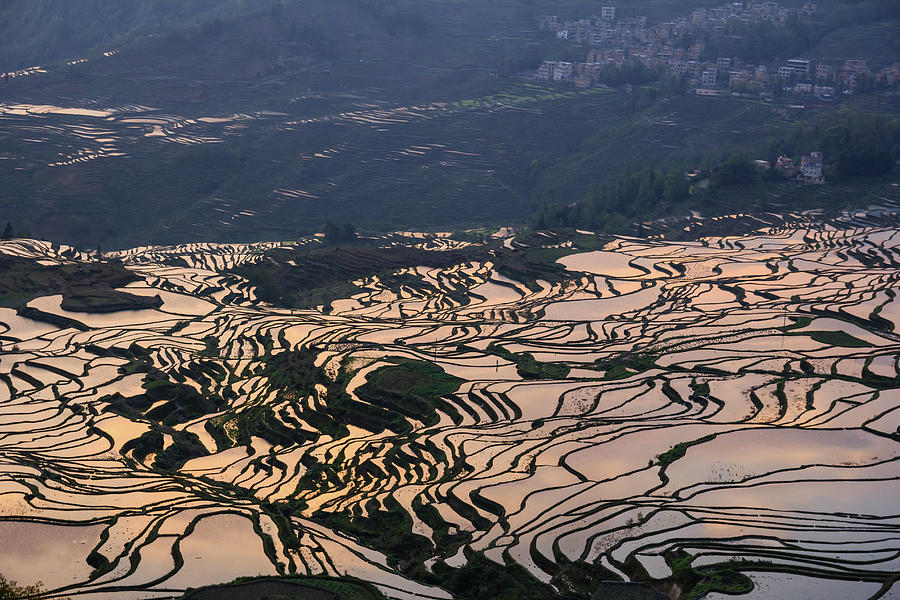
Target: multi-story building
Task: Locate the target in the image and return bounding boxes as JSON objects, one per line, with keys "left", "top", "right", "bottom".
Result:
{"left": 801, "top": 152, "right": 824, "bottom": 184}
{"left": 844, "top": 59, "right": 869, "bottom": 75}
{"left": 816, "top": 63, "right": 834, "bottom": 81}
{"left": 537, "top": 61, "right": 553, "bottom": 80}
{"left": 553, "top": 61, "right": 573, "bottom": 81}
{"left": 729, "top": 70, "right": 749, "bottom": 85}
{"left": 669, "top": 59, "right": 688, "bottom": 75}
{"left": 717, "top": 57, "right": 732, "bottom": 69}
{"left": 702, "top": 68, "right": 717, "bottom": 87}
{"left": 601, "top": 6, "right": 616, "bottom": 21}
{"left": 786, "top": 58, "right": 810, "bottom": 76}
{"left": 540, "top": 15, "right": 559, "bottom": 30}
{"left": 537, "top": 61, "right": 575, "bottom": 81}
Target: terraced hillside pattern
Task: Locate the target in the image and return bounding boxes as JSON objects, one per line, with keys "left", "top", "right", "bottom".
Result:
{"left": 0, "top": 205, "right": 899, "bottom": 599}
{"left": 0, "top": 0, "right": 843, "bottom": 250}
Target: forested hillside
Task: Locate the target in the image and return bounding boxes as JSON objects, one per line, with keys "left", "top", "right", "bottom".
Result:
{"left": 0, "top": 0, "right": 897, "bottom": 248}
{"left": 0, "top": 0, "right": 262, "bottom": 71}
{"left": 0, "top": 0, "right": 750, "bottom": 72}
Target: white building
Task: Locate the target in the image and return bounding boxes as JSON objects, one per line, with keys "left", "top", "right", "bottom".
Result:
{"left": 801, "top": 152, "right": 824, "bottom": 184}
{"left": 553, "top": 61, "right": 573, "bottom": 81}
{"left": 702, "top": 68, "right": 717, "bottom": 87}
{"left": 601, "top": 6, "right": 616, "bottom": 21}
{"left": 787, "top": 58, "right": 810, "bottom": 76}
{"left": 539, "top": 61, "right": 573, "bottom": 82}
{"left": 778, "top": 66, "right": 795, "bottom": 79}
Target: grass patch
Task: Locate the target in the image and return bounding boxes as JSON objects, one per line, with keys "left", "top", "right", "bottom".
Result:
{"left": 807, "top": 330, "right": 873, "bottom": 348}
{"left": 664, "top": 551, "right": 754, "bottom": 600}
{"left": 486, "top": 342, "right": 570, "bottom": 379}
{"left": 231, "top": 244, "right": 485, "bottom": 309}
{"left": 0, "top": 254, "right": 160, "bottom": 313}
{"left": 181, "top": 574, "right": 388, "bottom": 600}
{"left": 260, "top": 350, "right": 464, "bottom": 440}
{"left": 355, "top": 359, "right": 465, "bottom": 433}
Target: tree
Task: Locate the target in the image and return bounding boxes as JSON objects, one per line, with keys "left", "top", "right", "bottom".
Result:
{"left": 664, "top": 170, "right": 690, "bottom": 203}
{"left": 714, "top": 154, "right": 758, "bottom": 186}
{"left": 1, "top": 222, "right": 13, "bottom": 240}
{"left": 323, "top": 221, "right": 340, "bottom": 244}
{"left": 0, "top": 574, "right": 45, "bottom": 599}
{"left": 323, "top": 221, "right": 357, "bottom": 245}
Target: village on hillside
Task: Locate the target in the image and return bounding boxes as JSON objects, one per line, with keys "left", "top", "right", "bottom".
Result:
{"left": 536, "top": 1, "right": 900, "bottom": 100}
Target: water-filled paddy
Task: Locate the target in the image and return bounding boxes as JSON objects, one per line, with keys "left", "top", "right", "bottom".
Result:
{"left": 0, "top": 209, "right": 898, "bottom": 599}
{"left": 0, "top": 522, "right": 104, "bottom": 589}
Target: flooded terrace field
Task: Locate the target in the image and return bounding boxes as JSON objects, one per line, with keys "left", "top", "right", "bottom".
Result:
{"left": 0, "top": 207, "right": 899, "bottom": 599}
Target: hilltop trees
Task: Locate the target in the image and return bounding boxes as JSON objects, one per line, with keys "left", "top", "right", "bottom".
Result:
{"left": 323, "top": 222, "right": 357, "bottom": 245}
{"left": 533, "top": 109, "right": 900, "bottom": 232}
{"left": 712, "top": 154, "right": 757, "bottom": 187}
{"left": 348, "top": 0, "right": 429, "bottom": 35}
{"left": 700, "top": 17, "right": 813, "bottom": 64}
{"left": 767, "top": 111, "right": 900, "bottom": 179}
{"left": 535, "top": 164, "right": 693, "bottom": 231}
{"left": 0, "top": 0, "right": 259, "bottom": 70}
{"left": 0, "top": 574, "right": 45, "bottom": 600}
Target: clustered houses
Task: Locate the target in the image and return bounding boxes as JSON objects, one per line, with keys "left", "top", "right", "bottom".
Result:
{"left": 537, "top": 60, "right": 574, "bottom": 82}
{"left": 770, "top": 58, "right": 900, "bottom": 97}
{"left": 774, "top": 152, "right": 825, "bottom": 184}
{"left": 536, "top": 1, "right": 895, "bottom": 99}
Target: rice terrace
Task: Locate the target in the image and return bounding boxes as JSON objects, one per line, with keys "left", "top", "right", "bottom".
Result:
{"left": 1, "top": 205, "right": 899, "bottom": 599}
{"left": 2, "top": 0, "right": 900, "bottom": 598}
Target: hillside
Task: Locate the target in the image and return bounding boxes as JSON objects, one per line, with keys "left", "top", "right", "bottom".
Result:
{"left": 0, "top": 0, "right": 897, "bottom": 248}
{"left": 0, "top": 0, "right": 271, "bottom": 72}
{"left": 0, "top": 0, "right": 733, "bottom": 74}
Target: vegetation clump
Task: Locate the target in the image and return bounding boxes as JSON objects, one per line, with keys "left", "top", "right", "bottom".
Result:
{"left": 0, "top": 254, "right": 160, "bottom": 313}
{"left": 807, "top": 330, "right": 873, "bottom": 348}
{"left": 663, "top": 551, "right": 754, "bottom": 600}
{"left": 486, "top": 343, "right": 570, "bottom": 379}
{"left": 534, "top": 110, "right": 899, "bottom": 232}
{"left": 0, "top": 574, "right": 46, "bottom": 600}
{"left": 232, "top": 245, "right": 483, "bottom": 309}
{"left": 180, "top": 574, "right": 389, "bottom": 600}
{"left": 101, "top": 347, "right": 227, "bottom": 469}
